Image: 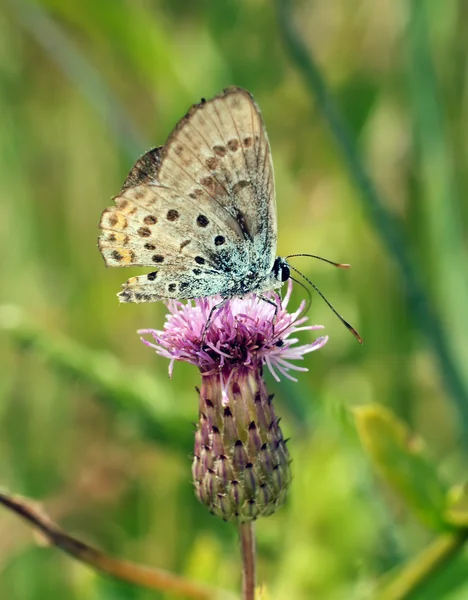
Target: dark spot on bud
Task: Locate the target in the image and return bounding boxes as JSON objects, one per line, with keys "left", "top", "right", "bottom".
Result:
{"left": 197, "top": 215, "right": 209, "bottom": 227}
{"left": 232, "top": 382, "right": 241, "bottom": 394}
{"left": 214, "top": 235, "right": 225, "bottom": 246}
{"left": 144, "top": 215, "right": 157, "bottom": 225}
{"left": 224, "top": 407, "right": 233, "bottom": 417}
{"left": 147, "top": 272, "right": 157, "bottom": 281}
{"left": 167, "top": 209, "right": 179, "bottom": 221}
{"left": 138, "top": 226, "right": 151, "bottom": 237}
{"left": 195, "top": 256, "right": 205, "bottom": 265}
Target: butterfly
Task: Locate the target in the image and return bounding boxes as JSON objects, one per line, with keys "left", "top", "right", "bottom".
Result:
{"left": 98, "top": 87, "right": 291, "bottom": 304}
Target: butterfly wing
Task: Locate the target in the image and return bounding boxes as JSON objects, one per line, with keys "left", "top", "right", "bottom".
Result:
{"left": 98, "top": 87, "right": 277, "bottom": 302}
{"left": 158, "top": 87, "right": 277, "bottom": 267}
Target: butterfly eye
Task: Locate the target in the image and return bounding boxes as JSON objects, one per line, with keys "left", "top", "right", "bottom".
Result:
{"left": 273, "top": 258, "right": 290, "bottom": 282}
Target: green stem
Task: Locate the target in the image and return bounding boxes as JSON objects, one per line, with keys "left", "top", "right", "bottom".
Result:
{"left": 377, "top": 530, "right": 468, "bottom": 600}
{"left": 239, "top": 522, "right": 256, "bottom": 600}
{"left": 275, "top": 0, "right": 468, "bottom": 440}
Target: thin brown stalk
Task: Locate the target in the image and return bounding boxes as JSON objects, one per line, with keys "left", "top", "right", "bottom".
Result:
{"left": 0, "top": 489, "right": 234, "bottom": 600}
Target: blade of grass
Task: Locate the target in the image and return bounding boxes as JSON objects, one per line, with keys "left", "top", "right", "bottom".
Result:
{"left": 276, "top": 0, "right": 468, "bottom": 440}
{"left": 5, "top": 0, "right": 146, "bottom": 161}
{"left": 0, "top": 305, "right": 193, "bottom": 456}
{"left": 377, "top": 530, "right": 468, "bottom": 600}
{"left": 406, "top": 0, "right": 468, "bottom": 404}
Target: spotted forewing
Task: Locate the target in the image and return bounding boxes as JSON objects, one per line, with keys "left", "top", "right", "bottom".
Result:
{"left": 98, "top": 87, "right": 277, "bottom": 302}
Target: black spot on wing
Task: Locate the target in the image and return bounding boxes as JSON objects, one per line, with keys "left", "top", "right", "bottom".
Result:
{"left": 197, "top": 215, "right": 209, "bottom": 227}
{"left": 167, "top": 209, "right": 179, "bottom": 221}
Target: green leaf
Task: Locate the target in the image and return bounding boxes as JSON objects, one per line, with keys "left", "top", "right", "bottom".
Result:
{"left": 446, "top": 484, "right": 468, "bottom": 528}
{"left": 354, "top": 405, "right": 449, "bottom": 531}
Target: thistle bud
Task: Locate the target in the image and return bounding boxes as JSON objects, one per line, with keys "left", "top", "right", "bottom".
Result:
{"left": 139, "top": 281, "right": 328, "bottom": 522}
{"left": 193, "top": 369, "right": 291, "bottom": 521}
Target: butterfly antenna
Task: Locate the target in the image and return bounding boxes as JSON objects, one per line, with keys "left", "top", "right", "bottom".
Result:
{"left": 286, "top": 253, "right": 351, "bottom": 269}
{"left": 288, "top": 264, "right": 363, "bottom": 344}
{"left": 289, "top": 274, "right": 312, "bottom": 315}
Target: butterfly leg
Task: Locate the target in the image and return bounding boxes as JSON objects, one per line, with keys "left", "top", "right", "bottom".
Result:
{"left": 258, "top": 295, "right": 280, "bottom": 336}
{"left": 200, "top": 299, "right": 228, "bottom": 344}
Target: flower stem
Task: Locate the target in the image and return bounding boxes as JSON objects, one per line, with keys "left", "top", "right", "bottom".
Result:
{"left": 377, "top": 529, "right": 468, "bottom": 599}
{"left": 239, "top": 522, "right": 256, "bottom": 600}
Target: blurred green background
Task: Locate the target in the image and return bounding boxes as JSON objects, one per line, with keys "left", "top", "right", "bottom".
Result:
{"left": 1, "top": 0, "right": 468, "bottom": 598}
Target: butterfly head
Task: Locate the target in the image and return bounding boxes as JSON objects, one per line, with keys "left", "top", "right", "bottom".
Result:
{"left": 272, "top": 257, "right": 290, "bottom": 283}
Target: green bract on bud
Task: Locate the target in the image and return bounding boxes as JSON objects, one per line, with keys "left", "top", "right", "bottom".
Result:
{"left": 193, "top": 369, "right": 291, "bottom": 522}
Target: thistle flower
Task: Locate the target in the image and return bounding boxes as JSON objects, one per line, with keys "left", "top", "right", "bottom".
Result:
{"left": 139, "top": 281, "right": 327, "bottom": 522}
